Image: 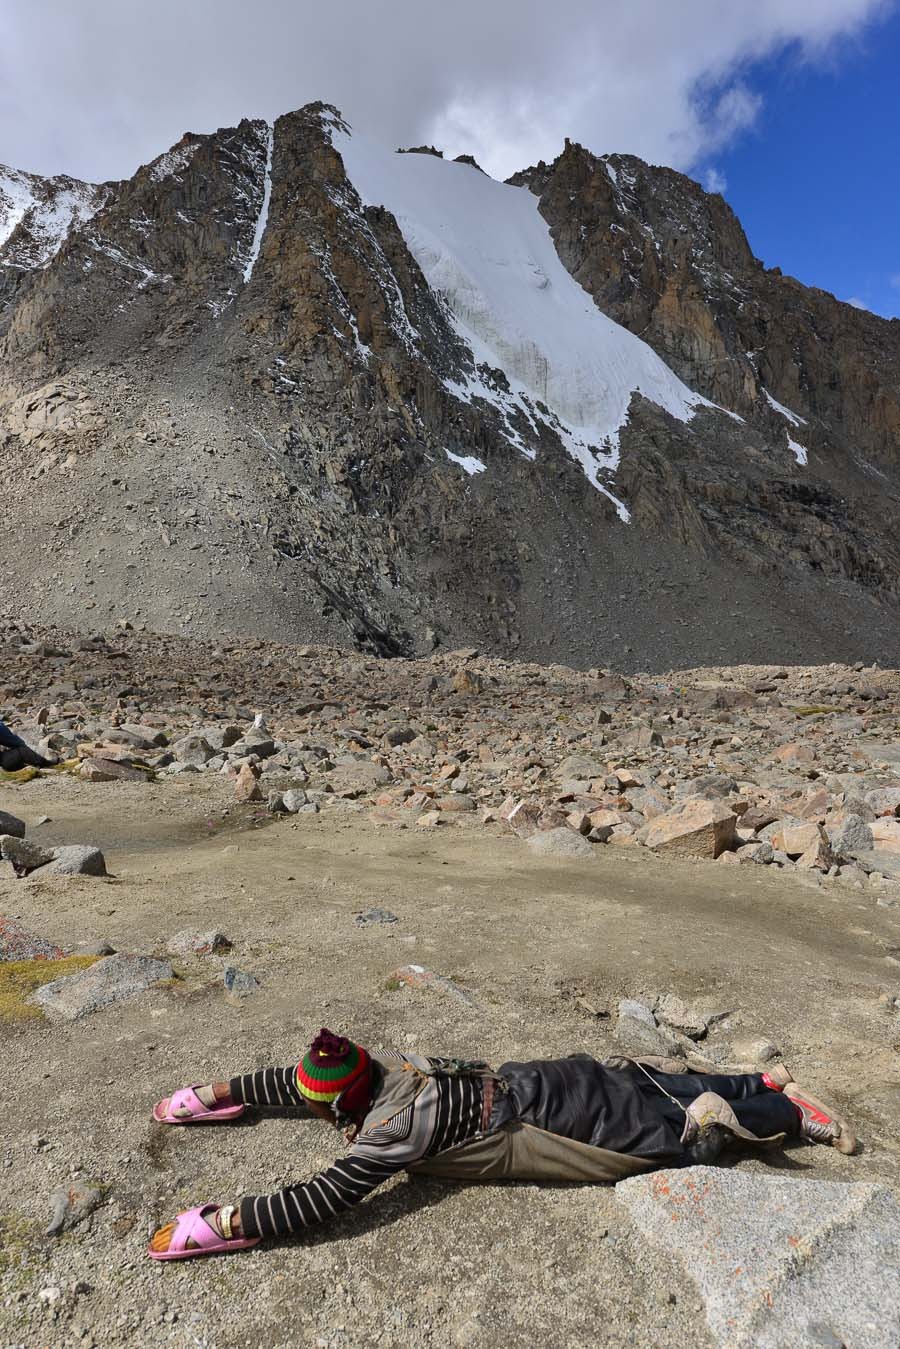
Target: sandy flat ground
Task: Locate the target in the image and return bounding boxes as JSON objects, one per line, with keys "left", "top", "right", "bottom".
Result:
{"left": 2, "top": 774, "right": 899, "bottom": 1347}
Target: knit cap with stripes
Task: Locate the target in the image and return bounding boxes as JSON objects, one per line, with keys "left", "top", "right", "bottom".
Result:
{"left": 296, "top": 1029, "right": 371, "bottom": 1102}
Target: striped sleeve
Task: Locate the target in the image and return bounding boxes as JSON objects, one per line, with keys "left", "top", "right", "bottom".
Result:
{"left": 229, "top": 1065, "right": 311, "bottom": 1112}
{"left": 237, "top": 1073, "right": 485, "bottom": 1240}
{"left": 239, "top": 1146, "right": 410, "bottom": 1239}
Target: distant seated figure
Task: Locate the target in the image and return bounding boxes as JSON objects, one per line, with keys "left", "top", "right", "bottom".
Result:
{"left": 0, "top": 718, "right": 54, "bottom": 770}
{"left": 147, "top": 1028, "right": 857, "bottom": 1261}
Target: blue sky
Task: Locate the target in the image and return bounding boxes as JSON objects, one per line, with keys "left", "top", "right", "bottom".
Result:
{"left": 702, "top": 7, "right": 900, "bottom": 318}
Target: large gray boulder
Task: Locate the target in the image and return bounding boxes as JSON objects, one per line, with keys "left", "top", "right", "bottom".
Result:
{"left": 171, "top": 734, "right": 215, "bottom": 766}
{"left": 616, "top": 1167, "right": 900, "bottom": 1348}
{"left": 28, "top": 953, "right": 173, "bottom": 1020}
{"left": 865, "top": 786, "right": 900, "bottom": 816}
{"left": 526, "top": 827, "right": 594, "bottom": 860}
{"left": 826, "top": 813, "right": 874, "bottom": 858}
{"left": 0, "top": 810, "right": 26, "bottom": 839}
{"left": 329, "top": 761, "right": 391, "bottom": 796}
{"left": 37, "top": 845, "right": 107, "bottom": 877}
{"left": 281, "top": 788, "right": 308, "bottom": 813}
{"left": 201, "top": 724, "right": 242, "bottom": 751}
{"left": 614, "top": 999, "right": 681, "bottom": 1057}
{"left": 231, "top": 734, "right": 277, "bottom": 760}
{"left": 554, "top": 753, "right": 605, "bottom": 782}
{"left": 853, "top": 850, "right": 900, "bottom": 879}
{"left": 0, "top": 835, "right": 53, "bottom": 870}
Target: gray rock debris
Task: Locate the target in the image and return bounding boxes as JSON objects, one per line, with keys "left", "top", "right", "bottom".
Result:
{"left": 45, "top": 1180, "right": 105, "bottom": 1235}
{"left": 616, "top": 1167, "right": 900, "bottom": 1349}
{"left": 827, "top": 813, "right": 874, "bottom": 858}
{"left": 223, "top": 965, "right": 259, "bottom": 997}
{"left": 329, "top": 761, "right": 391, "bottom": 796}
{"left": 526, "top": 827, "right": 594, "bottom": 860}
{"left": 37, "top": 845, "right": 107, "bottom": 877}
{"left": 282, "top": 788, "right": 309, "bottom": 813}
{"left": 654, "top": 993, "right": 714, "bottom": 1039}
{"left": 171, "top": 733, "right": 215, "bottom": 765}
{"left": 0, "top": 835, "right": 54, "bottom": 870}
{"left": 166, "top": 929, "right": 231, "bottom": 957}
{"left": 28, "top": 953, "right": 173, "bottom": 1020}
{"left": 615, "top": 999, "right": 681, "bottom": 1058}
{"left": 728, "top": 1035, "right": 779, "bottom": 1064}
{"left": 355, "top": 907, "right": 398, "bottom": 925}
{"left": 0, "top": 810, "right": 26, "bottom": 838}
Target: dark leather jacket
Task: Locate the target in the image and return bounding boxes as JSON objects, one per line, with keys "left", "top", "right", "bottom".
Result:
{"left": 490, "top": 1054, "right": 683, "bottom": 1160}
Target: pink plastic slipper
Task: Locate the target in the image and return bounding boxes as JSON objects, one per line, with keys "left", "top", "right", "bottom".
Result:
{"left": 152, "top": 1085, "right": 245, "bottom": 1125}
{"left": 147, "top": 1204, "right": 261, "bottom": 1261}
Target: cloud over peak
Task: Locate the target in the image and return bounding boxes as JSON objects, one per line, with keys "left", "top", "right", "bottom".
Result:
{"left": 0, "top": 0, "right": 892, "bottom": 182}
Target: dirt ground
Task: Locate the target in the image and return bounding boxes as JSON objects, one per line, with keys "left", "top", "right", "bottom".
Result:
{"left": 2, "top": 773, "right": 900, "bottom": 1347}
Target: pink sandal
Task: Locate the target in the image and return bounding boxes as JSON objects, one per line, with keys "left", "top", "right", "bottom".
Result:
{"left": 147, "top": 1204, "right": 261, "bottom": 1261}
{"left": 152, "top": 1085, "right": 245, "bottom": 1125}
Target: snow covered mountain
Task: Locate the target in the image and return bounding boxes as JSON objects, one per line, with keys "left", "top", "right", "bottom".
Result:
{"left": 336, "top": 125, "right": 721, "bottom": 518}
{"left": 0, "top": 103, "right": 898, "bottom": 668}
{"left": 0, "top": 165, "right": 107, "bottom": 279}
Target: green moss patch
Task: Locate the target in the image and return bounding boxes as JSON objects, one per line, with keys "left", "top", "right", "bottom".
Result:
{"left": 0, "top": 1212, "right": 41, "bottom": 1278}
{"left": 0, "top": 766, "right": 40, "bottom": 784}
{"left": 0, "top": 955, "right": 101, "bottom": 1022}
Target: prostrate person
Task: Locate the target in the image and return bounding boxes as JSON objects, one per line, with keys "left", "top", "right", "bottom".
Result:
{"left": 148, "top": 1028, "right": 857, "bottom": 1261}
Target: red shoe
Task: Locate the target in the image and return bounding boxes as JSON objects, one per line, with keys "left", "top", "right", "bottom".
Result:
{"left": 784, "top": 1083, "right": 857, "bottom": 1154}
{"left": 761, "top": 1065, "right": 794, "bottom": 1092}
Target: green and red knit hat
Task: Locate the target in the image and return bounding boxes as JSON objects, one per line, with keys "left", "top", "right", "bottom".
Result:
{"left": 297, "top": 1028, "right": 371, "bottom": 1105}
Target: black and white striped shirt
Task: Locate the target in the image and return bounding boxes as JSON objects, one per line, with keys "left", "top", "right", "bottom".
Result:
{"left": 231, "top": 1059, "right": 484, "bottom": 1239}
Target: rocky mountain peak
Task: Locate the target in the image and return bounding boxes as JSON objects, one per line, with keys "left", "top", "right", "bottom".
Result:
{"left": 512, "top": 136, "right": 900, "bottom": 472}
{"left": 0, "top": 102, "right": 898, "bottom": 668}
{"left": 0, "top": 165, "right": 108, "bottom": 313}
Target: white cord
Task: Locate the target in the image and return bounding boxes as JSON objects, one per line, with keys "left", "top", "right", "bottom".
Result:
{"left": 629, "top": 1059, "right": 688, "bottom": 1115}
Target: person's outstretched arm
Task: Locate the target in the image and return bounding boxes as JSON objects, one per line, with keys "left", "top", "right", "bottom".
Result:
{"left": 238, "top": 1138, "right": 410, "bottom": 1238}
{"left": 228, "top": 1066, "right": 313, "bottom": 1112}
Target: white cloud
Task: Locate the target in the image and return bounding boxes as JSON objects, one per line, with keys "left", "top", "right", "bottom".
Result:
{"left": 703, "top": 168, "right": 729, "bottom": 195}
{"left": 0, "top": 0, "right": 892, "bottom": 182}
{"left": 846, "top": 297, "right": 871, "bottom": 309}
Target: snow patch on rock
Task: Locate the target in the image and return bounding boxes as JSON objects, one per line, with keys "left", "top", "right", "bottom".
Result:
{"left": 242, "top": 124, "right": 274, "bottom": 283}
{"left": 333, "top": 125, "right": 716, "bottom": 516}
{"left": 148, "top": 140, "right": 198, "bottom": 184}
{"left": 444, "top": 450, "right": 486, "bottom": 475}
{"left": 0, "top": 167, "right": 34, "bottom": 250}
{"left": 763, "top": 387, "right": 806, "bottom": 428}
{"left": 0, "top": 166, "right": 105, "bottom": 269}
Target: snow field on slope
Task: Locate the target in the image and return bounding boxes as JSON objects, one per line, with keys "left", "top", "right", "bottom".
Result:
{"left": 0, "top": 168, "right": 34, "bottom": 250}
{"left": 334, "top": 128, "right": 715, "bottom": 516}
{"left": 763, "top": 388, "right": 808, "bottom": 466}
{"left": 1, "top": 167, "right": 103, "bottom": 266}
{"left": 243, "top": 124, "right": 274, "bottom": 283}
{"left": 763, "top": 387, "right": 806, "bottom": 428}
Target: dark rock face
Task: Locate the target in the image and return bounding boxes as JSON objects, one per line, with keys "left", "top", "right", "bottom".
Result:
{"left": 511, "top": 142, "right": 900, "bottom": 608}
{"left": 1, "top": 104, "right": 899, "bottom": 671}
{"left": 511, "top": 141, "right": 900, "bottom": 466}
